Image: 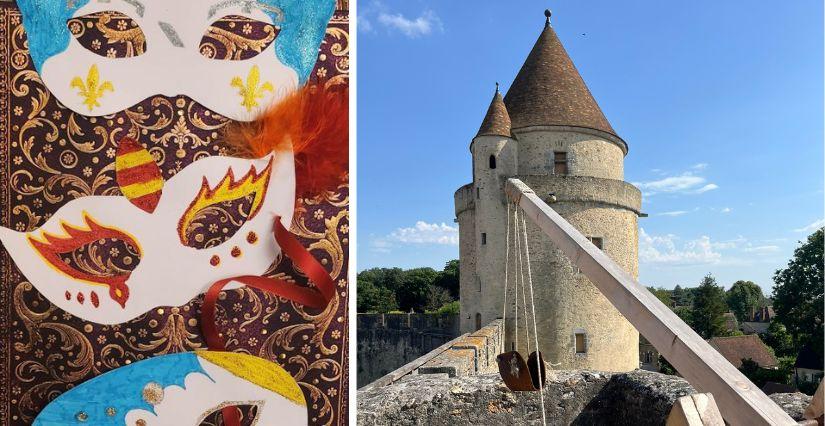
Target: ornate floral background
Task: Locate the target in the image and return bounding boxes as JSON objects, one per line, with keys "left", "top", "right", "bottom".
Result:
{"left": 0, "top": 1, "right": 349, "bottom": 425}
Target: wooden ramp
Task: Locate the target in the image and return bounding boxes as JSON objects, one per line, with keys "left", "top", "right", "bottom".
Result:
{"left": 505, "top": 178, "right": 795, "bottom": 425}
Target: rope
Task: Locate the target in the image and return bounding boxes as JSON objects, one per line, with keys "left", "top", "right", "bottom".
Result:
{"left": 520, "top": 214, "right": 547, "bottom": 426}
{"left": 501, "top": 202, "right": 511, "bottom": 353}
{"left": 513, "top": 206, "right": 518, "bottom": 352}
{"left": 514, "top": 208, "right": 531, "bottom": 353}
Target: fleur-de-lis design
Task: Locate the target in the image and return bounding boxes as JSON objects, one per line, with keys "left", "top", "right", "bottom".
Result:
{"left": 231, "top": 65, "right": 274, "bottom": 111}
{"left": 70, "top": 64, "right": 115, "bottom": 111}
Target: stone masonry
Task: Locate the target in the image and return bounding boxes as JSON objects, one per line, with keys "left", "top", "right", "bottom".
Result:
{"left": 455, "top": 16, "right": 640, "bottom": 371}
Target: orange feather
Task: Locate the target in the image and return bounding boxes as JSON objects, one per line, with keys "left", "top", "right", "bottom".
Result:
{"left": 222, "top": 84, "right": 349, "bottom": 197}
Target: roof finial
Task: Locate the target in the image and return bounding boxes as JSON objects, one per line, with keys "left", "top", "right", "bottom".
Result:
{"left": 495, "top": 82, "right": 500, "bottom": 93}
{"left": 544, "top": 9, "right": 552, "bottom": 26}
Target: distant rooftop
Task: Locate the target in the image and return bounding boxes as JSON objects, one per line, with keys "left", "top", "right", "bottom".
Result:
{"left": 708, "top": 334, "right": 777, "bottom": 369}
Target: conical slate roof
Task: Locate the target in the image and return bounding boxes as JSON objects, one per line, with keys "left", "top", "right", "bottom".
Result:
{"left": 476, "top": 85, "right": 511, "bottom": 138}
{"left": 504, "top": 19, "right": 618, "bottom": 138}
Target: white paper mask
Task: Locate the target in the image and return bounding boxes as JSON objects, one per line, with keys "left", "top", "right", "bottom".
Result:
{"left": 0, "top": 148, "right": 295, "bottom": 325}
{"left": 34, "top": 351, "right": 307, "bottom": 425}
{"left": 16, "top": 0, "right": 334, "bottom": 121}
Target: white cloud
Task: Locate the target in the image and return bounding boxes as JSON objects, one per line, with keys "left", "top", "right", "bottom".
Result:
{"left": 370, "top": 238, "right": 392, "bottom": 253}
{"left": 794, "top": 219, "right": 825, "bottom": 233}
{"left": 377, "top": 10, "right": 441, "bottom": 38}
{"left": 721, "top": 207, "right": 732, "bottom": 213}
{"left": 743, "top": 245, "right": 780, "bottom": 254}
{"left": 658, "top": 210, "right": 689, "bottom": 217}
{"left": 371, "top": 221, "right": 459, "bottom": 252}
{"left": 694, "top": 183, "right": 718, "bottom": 194}
{"left": 388, "top": 221, "right": 458, "bottom": 244}
{"left": 360, "top": 17, "right": 374, "bottom": 32}
{"left": 639, "top": 228, "right": 722, "bottom": 266}
{"left": 691, "top": 163, "right": 709, "bottom": 170}
{"left": 633, "top": 168, "right": 718, "bottom": 197}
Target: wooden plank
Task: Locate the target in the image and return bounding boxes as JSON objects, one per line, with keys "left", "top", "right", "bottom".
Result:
{"left": 505, "top": 178, "right": 795, "bottom": 426}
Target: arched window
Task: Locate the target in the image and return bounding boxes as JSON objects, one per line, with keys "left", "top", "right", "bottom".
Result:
{"left": 475, "top": 313, "right": 482, "bottom": 331}
{"left": 489, "top": 155, "right": 497, "bottom": 169}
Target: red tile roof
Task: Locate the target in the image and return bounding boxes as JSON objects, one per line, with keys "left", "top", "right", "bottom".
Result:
{"left": 708, "top": 334, "right": 777, "bottom": 368}
{"left": 504, "top": 21, "right": 619, "bottom": 141}
{"left": 476, "top": 87, "right": 511, "bottom": 138}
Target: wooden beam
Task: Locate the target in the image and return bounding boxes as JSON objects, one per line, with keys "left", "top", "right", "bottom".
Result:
{"left": 505, "top": 178, "right": 795, "bottom": 426}
{"left": 666, "top": 393, "right": 725, "bottom": 426}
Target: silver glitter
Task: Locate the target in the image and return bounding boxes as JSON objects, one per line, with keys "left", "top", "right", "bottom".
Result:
{"left": 208, "top": 0, "right": 284, "bottom": 22}
{"left": 157, "top": 22, "right": 184, "bottom": 47}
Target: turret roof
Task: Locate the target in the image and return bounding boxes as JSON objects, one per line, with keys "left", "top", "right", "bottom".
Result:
{"left": 504, "top": 12, "right": 618, "bottom": 138}
{"left": 476, "top": 84, "right": 512, "bottom": 138}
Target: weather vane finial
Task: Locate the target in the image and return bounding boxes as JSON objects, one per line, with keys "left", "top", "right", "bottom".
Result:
{"left": 544, "top": 9, "right": 552, "bottom": 26}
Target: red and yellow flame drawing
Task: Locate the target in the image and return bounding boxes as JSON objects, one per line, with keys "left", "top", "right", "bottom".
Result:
{"left": 27, "top": 212, "right": 140, "bottom": 308}
{"left": 177, "top": 158, "right": 273, "bottom": 247}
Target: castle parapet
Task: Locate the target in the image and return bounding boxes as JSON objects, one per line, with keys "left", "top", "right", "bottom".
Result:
{"left": 454, "top": 183, "right": 476, "bottom": 216}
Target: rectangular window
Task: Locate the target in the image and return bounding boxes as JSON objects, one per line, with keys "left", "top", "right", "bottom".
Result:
{"left": 553, "top": 151, "right": 568, "bottom": 175}
{"left": 476, "top": 187, "right": 480, "bottom": 199}
{"left": 481, "top": 233, "right": 487, "bottom": 245}
{"left": 575, "top": 332, "right": 586, "bottom": 354}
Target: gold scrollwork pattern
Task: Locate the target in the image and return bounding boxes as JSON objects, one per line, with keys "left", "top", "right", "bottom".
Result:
{"left": 0, "top": 4, "right": 349, "bottom": 425}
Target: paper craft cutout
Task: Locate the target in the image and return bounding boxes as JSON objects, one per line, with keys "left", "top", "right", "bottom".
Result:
{"left": 0, "top": 151, "right": 294, "bottom": 325}
{"left": 68, "top": 11, "right": 148, "bottom": 59}
{"left": 16, "top": 0, "right": 335, "bottom": 120}
{"left": 115, "top": 138, "right": 164, "bottom": 213}
{"left": 200, "top": 14, "right": 278, "bottom": 61}
{"left": 33, "top": 351, "right": 307, "bottom": 425}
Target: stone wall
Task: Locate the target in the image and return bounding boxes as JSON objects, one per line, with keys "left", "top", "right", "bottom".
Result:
{"left": 455, "top": 123, "right": 643, "bottom": 373}
{"left": 418, "top": 320, "right": 503, "bottom": 377}
{"left": 358, "top": 369, "right": 813, "bottom": 425}
{"left": 357, "top": 313, "right": 461, "bottom": 387}
{"left": 513, "top": 127, "right": 626, "bottom": 180}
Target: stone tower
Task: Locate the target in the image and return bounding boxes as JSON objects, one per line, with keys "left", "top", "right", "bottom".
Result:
{"left": 454, "top": 12, "right": 642, "bottom": 372}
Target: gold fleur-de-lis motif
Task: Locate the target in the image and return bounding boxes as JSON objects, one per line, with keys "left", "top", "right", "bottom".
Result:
{"left": 70, "top": 64, "right": 115, "bottom": 111}
{"left": 231, "top": 64, "right": 274, "bottom": 111}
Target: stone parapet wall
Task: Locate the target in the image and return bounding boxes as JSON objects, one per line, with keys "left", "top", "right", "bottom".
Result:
{"left": 357, "top": 313, "right": 461, "bottom": 387}
{"left": 419, "top": 320, "right": 503, "bottom": 377}
{"left": 518, "top": 174, "right": 642, "bottom": 214}
{"left": 454, "top": 183, "right": 475, "bottom": 216}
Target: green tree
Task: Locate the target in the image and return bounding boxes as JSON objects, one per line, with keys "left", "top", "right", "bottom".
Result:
{"left": 358, "top": 267, "right": 405, "bottom": 292}
{"left": 396, "top": 267, "right": 439, "bottom": 312}
{"left": 433, "top": 259, "right": 460, "bottom": 299}
{"left": 671, "top": 285, "right": 687, "bottom": 307}
{"left": 762, "top": 322, "right": 795, "bottom": 358}
{"left": 772, "top": 228, "right": 824, "bottom": 354}
{"left": 425, "top": 286, "right": 453, "bottom": 312}
{"left": 356, "top": 279, "right": 398, "bottom": 313}
{"left": 437, "top": 300, "right": 460, "bottom": 315}
{"left": 691, "top": 274, "right": 729, "bottom": 338}
{"left": 647, "top": 286, "right": 672, "bottom": 307}
{"left": 726, "top": 280, "right": 765, "bottom": 322}
{"left": 674, "top": 306, "right": 693, "bottom": 326}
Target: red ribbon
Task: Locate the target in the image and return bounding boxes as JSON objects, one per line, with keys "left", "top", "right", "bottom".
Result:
{"left": 200, "top": 217, "right": 336, "bottom": 425}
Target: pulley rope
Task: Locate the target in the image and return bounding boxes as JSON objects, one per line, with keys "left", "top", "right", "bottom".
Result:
{"left": 514, "top": 207, "right": 531, "bottom": 354}
{"left": 519, "top": 213, "right": 547, "bottom": 426}
{"left": 501, "top": 202, "right": 511, "bottom": 353}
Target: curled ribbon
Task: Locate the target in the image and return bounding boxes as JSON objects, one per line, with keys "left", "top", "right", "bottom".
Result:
{"left": 199, "top": 216, "right": 336, "bottom": 425}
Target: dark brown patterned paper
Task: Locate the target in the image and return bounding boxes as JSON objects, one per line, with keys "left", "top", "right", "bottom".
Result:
{"left": 0, "top": 3, "right": 349, "bottom": 425}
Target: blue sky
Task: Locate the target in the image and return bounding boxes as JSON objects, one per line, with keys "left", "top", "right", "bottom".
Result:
{"left": 356, "top": 0, "right": 824, "bottom": 294}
